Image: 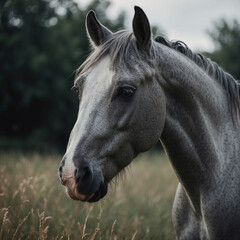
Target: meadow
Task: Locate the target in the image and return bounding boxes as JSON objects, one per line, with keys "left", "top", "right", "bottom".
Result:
{"left": 0, "top": 151, "right": 178, "bottom": 240}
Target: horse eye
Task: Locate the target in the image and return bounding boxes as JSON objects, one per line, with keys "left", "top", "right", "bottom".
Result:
{"left": 120, "top": 87, "right": 136, "bottom": 98}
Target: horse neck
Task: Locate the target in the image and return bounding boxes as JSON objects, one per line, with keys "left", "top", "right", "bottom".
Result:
{"left": 156, "top": 45, "right": 238, "bottom": 213}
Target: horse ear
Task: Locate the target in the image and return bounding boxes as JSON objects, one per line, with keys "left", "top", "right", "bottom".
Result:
{"left": 86, "top": 10, "right": 112, "bottom": 47}
{"left": 132, "top": 6, "right": 151, "bottom": 48}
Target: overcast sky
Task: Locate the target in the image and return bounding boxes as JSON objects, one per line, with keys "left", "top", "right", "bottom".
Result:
{"left": 76, "top": 0, "right": 240, "bottom": 52}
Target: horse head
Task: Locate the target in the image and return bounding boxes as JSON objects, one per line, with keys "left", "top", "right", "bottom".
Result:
{"left": 58, "top": 7, "right": 166, "bottom": 202}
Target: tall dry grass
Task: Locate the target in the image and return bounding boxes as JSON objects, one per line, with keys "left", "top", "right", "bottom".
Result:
{"left": 0, "top": 152, "right": 178, "bottom": 239}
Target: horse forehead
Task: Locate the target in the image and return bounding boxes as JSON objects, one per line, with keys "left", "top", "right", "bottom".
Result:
{"left": 85, "top": 56, "right": 114, "bottom": 91}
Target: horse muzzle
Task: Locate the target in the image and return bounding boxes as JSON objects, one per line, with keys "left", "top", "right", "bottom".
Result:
{"left": 59, "top": 160, "right": 108, "bottom": 202}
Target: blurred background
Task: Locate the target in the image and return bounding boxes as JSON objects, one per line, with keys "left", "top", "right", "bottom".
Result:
{"left": 0, "top": 1, "right": 240, "bottom": 239}
{"left": 1, "top": 0, "right": 240, "bottom": 153}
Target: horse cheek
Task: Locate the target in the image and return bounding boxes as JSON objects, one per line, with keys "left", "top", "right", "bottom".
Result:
{"left": 132, "top": 88, "right": 165, "bottom": 153}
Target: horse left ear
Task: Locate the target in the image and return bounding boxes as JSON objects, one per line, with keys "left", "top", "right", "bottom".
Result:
{"left": 86, "top": 10, "right": 112, "bottom": 47}
{"left": 132, "top": 6, "right": 151, "bottom": 48}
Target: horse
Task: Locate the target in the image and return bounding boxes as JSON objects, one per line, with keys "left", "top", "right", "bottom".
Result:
{"left": 58, "top": 6, "right": 240, "bottom": 240}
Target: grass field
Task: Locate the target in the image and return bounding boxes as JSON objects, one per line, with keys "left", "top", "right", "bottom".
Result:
{"left": 0, "top": 151, "right": 178, "bottom": 240}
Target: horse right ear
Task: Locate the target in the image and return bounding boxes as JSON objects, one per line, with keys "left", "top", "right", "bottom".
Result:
{"left": 86, "top": 11, "right": 112, "bottom": 47}
{"left": 132, "top": 6, "right": 151, "bottom": 49}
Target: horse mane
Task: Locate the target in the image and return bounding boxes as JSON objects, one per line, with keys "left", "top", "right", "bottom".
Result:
{"left": 76, "top": 30, "right": 239, "bottom": 123}
{"left": 154, "top": 35, "right": 240, "bottom": 123}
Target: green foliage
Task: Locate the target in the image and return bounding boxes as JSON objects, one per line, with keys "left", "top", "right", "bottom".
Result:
{"left": 0, "top": 0, "right": 125, "bottom": 151}
{"left": 204, "top": 19, "right": 240, "bottom": 80}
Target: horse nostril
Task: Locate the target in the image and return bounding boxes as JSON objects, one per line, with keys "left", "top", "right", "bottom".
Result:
{"left": 58, "top": 165, "right": 63, "bottom": 178}
{"left": 74, "top": 165, "right": 93, "bottom": 184}
{"left": 74, "top": 168, "right": 79, "bottom": 181}
{"left": 82, "top": 167, "right": 91, "bottom": 182}
{"left": 74, "top": 168, "right": 77, "bottom": 176}
{"left": 58, "top": 158, "right": 65, "bottom": 178}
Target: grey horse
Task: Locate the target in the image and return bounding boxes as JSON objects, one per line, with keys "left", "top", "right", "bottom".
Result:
{"left": 59, "top": 6, "right": 240, "bottom": 240}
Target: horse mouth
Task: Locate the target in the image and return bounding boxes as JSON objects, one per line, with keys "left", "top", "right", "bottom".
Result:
{"left": 61, "top": 177, "right": 108, "bottom": 202}
{"left": 86, "top": 181, "right": 108, "bottom": 202}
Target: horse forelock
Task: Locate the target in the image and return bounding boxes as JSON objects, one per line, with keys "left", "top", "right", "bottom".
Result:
{"left": 75, "top": 30, "right": 155, "bottom": 81}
